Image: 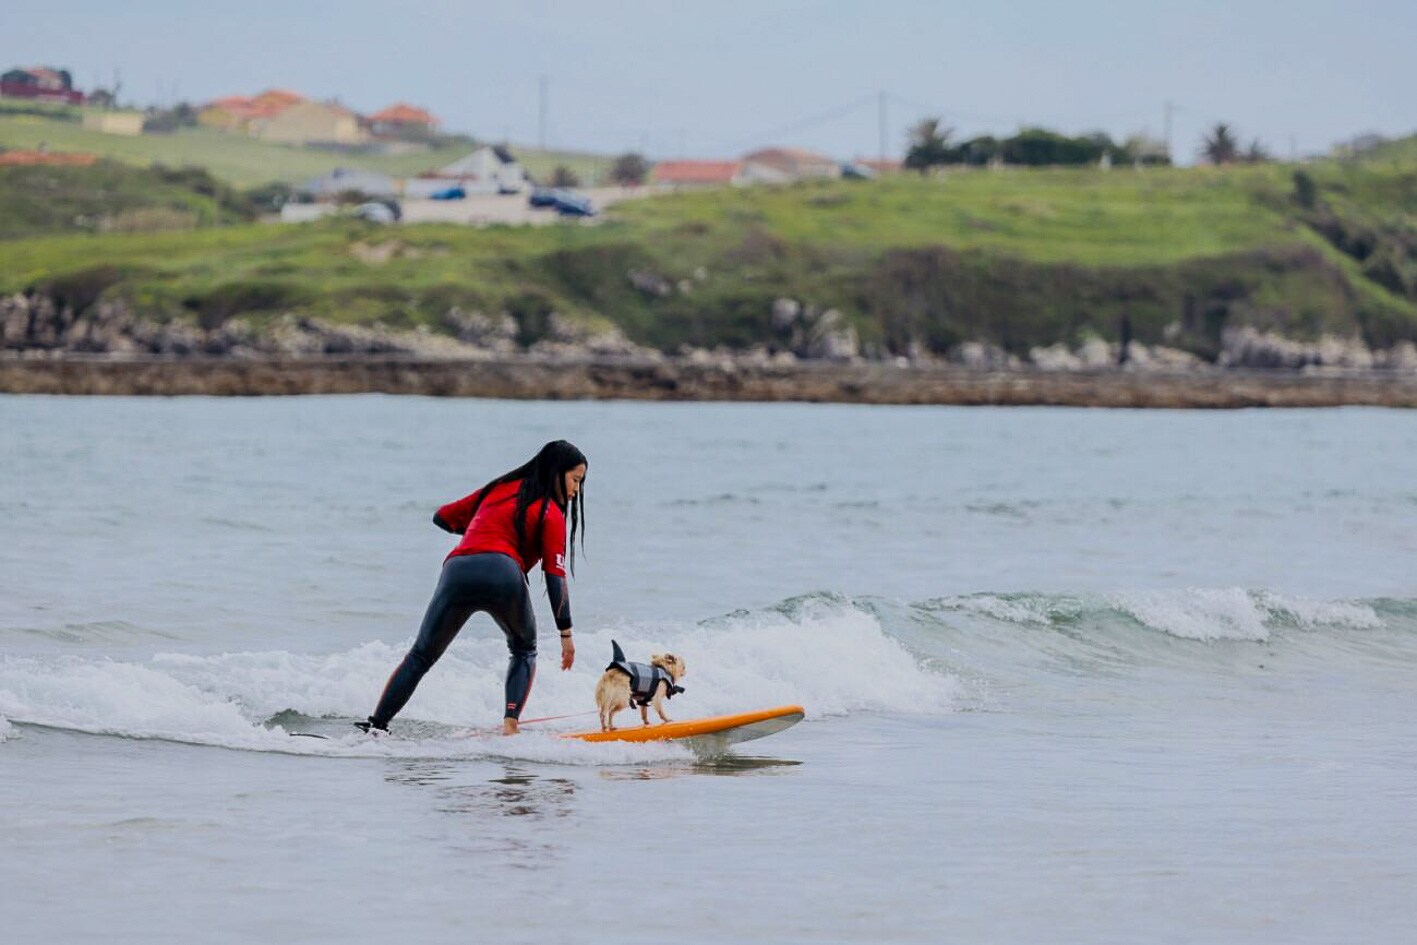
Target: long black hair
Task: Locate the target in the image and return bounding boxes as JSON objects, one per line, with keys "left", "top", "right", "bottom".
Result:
{"left": 462, "top": 440, "right": 587, "bottom": 574}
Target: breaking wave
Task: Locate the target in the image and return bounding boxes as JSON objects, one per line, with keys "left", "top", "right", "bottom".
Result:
{"left": 3, "top": 586, "right": 1411, "bottom": 756}
{"left": 0, "top": 593, "right": 956, "bottom": 759}
{"left": 919, "top": 587, "right": 1403, "bottom": 642}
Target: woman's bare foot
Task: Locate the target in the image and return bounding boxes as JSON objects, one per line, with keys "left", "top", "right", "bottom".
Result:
{"left": 502, "top": 718, "right": 520, "bottom": 736}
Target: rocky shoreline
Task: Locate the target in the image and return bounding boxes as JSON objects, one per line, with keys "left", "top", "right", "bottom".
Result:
{"left": 4, "top": 353, "right": 1417, "bottom": 407}
{"left": 5, "top": 289, "right": 1417, "bottom": 407}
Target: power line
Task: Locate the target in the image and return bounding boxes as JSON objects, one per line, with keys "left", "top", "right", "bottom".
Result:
{"left": 884, "top": 92, "right": 1018, "bottom": 129}
{"left": 711, "top": 92, "right": 878, "bottom": 153}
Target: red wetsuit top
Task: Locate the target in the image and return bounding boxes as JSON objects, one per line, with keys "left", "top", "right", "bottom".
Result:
{"left": 435, "top": 480, "right": 567, "bottom": 577}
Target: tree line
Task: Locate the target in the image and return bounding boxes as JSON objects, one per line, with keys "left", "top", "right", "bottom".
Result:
{"left": 904, "top": 120, "right": 1168, "bottom": 170}
{"left": 905, "top": 118, "right": 1274, "bottom": 170}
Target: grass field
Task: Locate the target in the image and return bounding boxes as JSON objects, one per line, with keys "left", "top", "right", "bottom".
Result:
{"left": 0, "top": 112, "right": 613, "bottom": 187}
{"left": 4, "top": 145, "right": 1415, "bottom": 356}
{"left": 614, "top": 165, "right": 1303, "bottom": 266}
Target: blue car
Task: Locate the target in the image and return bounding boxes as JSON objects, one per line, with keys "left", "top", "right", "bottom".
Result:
{"left": 552, "top": 193, "right": 596, "bottom": 217}
{"left": 528, "top": 187, "right": 560, "bottom": 208}
{"left": 429, "top": 186, "right": 466, "bottom": 201}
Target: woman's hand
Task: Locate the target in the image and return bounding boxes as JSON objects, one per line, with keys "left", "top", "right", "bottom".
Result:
{"left": 560, "top": 633, "right": 575, "bottom": 670}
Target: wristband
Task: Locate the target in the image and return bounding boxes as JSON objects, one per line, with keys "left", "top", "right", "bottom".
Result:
{"left": 559, "top": 631, "right": 573, "bottom": 639}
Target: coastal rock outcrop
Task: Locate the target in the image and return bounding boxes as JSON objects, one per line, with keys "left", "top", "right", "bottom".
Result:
{"left": 6, "top": 288, "right": 1417, "bottom": 390}
{"left": 768, "top": 299, "right": 860, "bottom": 361}
{"left": 442, "top": 308, "right": 519, "bottom": 353}
{"left": 949, "top": 342, "right": 1018, "bottom": 370}
{"left": 1218, "top": 326, "right": 1376, "bottom": 370}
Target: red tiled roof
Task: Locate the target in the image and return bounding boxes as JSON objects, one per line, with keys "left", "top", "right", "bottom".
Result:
{"left": 252, "top": 89, "right": 303, "bottom": 108}
{"left": 652, "top": 160, "right": 741, "bottom": 184}
{"left": 205, "top": 89, "right": 303, "bottom": 119}
{"left": 369, "top": 102, "right": 438, "bottom": 126}
{"left": 855, "top": 158, "right": 903, "bottom": 173}
{"left": 743, "top": 147, "right": 837, "bottom": 167}
{"left": 0, "top": 150, "right": 97, "bottom": 166}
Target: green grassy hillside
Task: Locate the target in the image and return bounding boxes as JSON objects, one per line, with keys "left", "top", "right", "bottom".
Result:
{"left": 4, "top": 159, "right": 1416, "bottom": 358}
{"left": 0, "top": 162, "right": 271, "bottom": 239}
{"left": 0, "top": 112, "right": 611, "bottom": 186}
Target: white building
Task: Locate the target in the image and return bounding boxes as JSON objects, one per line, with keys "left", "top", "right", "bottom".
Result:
{"left": 404, "top": 146, "right": 525, "bottom": 197}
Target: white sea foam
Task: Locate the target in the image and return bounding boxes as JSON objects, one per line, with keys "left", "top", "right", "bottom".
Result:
{"left": 929, "top": 593, "right": 1068, "bottom": 626}
{"left": 932, "top": 587, "right": 1385, "bottom": 643}
{"left": 1110, "top": 588, "right": 1386, "bottom": 641}
{"left": 0, "top": 595, "right": 956, "bottom": 758}
{"left": 1255, "top": 591, "right": 1382, "bottom": 630}
{"left": 1111, "top": 588, "right": 1272, "bottom": 641}
{"left": 0, "top": 716, "right": 11, "bottom": 743}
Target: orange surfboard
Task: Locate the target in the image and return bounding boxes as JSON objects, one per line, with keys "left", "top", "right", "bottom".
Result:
{"left": 565, "top": 705, "right": 805, "bottom": 745}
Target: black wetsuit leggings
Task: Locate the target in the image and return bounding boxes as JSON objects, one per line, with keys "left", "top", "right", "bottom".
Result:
{"left": 370, "top": 553, "right": 537, "bottom": 726}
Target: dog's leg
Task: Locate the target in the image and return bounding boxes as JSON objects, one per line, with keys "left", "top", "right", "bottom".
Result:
{"left": 653, "top": 691, "right": 672, "bottom": 724}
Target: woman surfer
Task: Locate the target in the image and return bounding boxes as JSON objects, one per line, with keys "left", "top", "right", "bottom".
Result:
{"left": 359, "top": 440, "right": 587, "bottom": 736}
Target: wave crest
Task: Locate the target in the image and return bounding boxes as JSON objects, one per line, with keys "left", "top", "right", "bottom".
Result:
{"left": 0, "top": 594, "right": 960, "bottom": 755}
{"left": 925, "top": 588, "right": 1387, "bottom": 642}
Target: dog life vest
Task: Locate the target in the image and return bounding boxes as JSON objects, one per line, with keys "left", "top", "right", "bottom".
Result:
{"left": 606, "top": 640, "right": 684, "bottom": 707}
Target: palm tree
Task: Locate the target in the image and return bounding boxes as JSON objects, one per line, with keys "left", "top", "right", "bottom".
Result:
{"left": 904, "top": 118, "right": 955, "bottom": 172}
{"left": 1202, "top": 123, "right": 1240, "bottom": 165}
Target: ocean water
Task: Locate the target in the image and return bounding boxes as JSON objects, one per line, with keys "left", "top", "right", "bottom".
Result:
{"left": 2, "top": 395, "right": 1415, "bottom": 944}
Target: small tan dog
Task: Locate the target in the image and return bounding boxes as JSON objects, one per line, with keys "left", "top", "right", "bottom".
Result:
{"left": 595, "top": 639, "right": 687, "bottom": 731}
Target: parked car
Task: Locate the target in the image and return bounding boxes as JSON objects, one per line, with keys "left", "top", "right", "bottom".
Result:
{"left": 429, "top": 185, "right": 466, "bottom": 201}
{"left": 527, "top": 187, "right": 560, "bottom": 208}
{"left": 353, "top": 201, "right": 398, "bottom": 224}
{"left": 552, "top": 193, "right": 596, "bottom": 217}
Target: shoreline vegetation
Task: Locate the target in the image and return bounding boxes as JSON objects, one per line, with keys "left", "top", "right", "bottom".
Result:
{"left": 4, "top": 129, "right": 1417, "bottom": 406}
{"left": 5, "top": 353, "right": 1417, "bottom": 408}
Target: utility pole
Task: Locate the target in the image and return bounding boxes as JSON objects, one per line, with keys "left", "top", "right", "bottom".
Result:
{"left": 878, "top": 90, "right": 888, "bottom": 166}
{"left": 538, "top": 75, "right": 548, "bottom": 151}
{"left": 1163, "top": 100, "right": 1175, "bottom": 163}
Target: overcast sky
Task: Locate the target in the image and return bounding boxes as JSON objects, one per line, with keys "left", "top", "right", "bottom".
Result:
{"left": 5, "top": 0, "right": 1413, "bottom": 162}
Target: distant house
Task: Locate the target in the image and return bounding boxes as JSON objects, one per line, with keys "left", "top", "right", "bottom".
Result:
{"left": 251, "top": 100, "right": 368, "bottom": 146}
{"left": 741, "top": 147, "right": 840, "bottom": 181}
{"left": 0, "top": 149, "right": 97, "bottom": 167}
{"left": 651, "top": 160, "right": 746, "bottom": 188}
{"left": 853, "top": 158, "right": 903, "bottom": 176}
{"left": 368, "top": 102, "right": 439, "bottom": 139}
{"left": 1, "top": 66, "right": 84, "bottom": 105}
{"left": 296, "top": 167, "right": 397, "bottom": 200}
{"left": 82, "top": 111, "right": 144, "bottom": 136}
{"left": 197, "top": 96, "right": 265, "bottom": 132}
{"left": 406, "top": 145, "right": 524, "bottom": 196}
{"left": 197, "top": 89, "right": 305, "bottom": 133}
